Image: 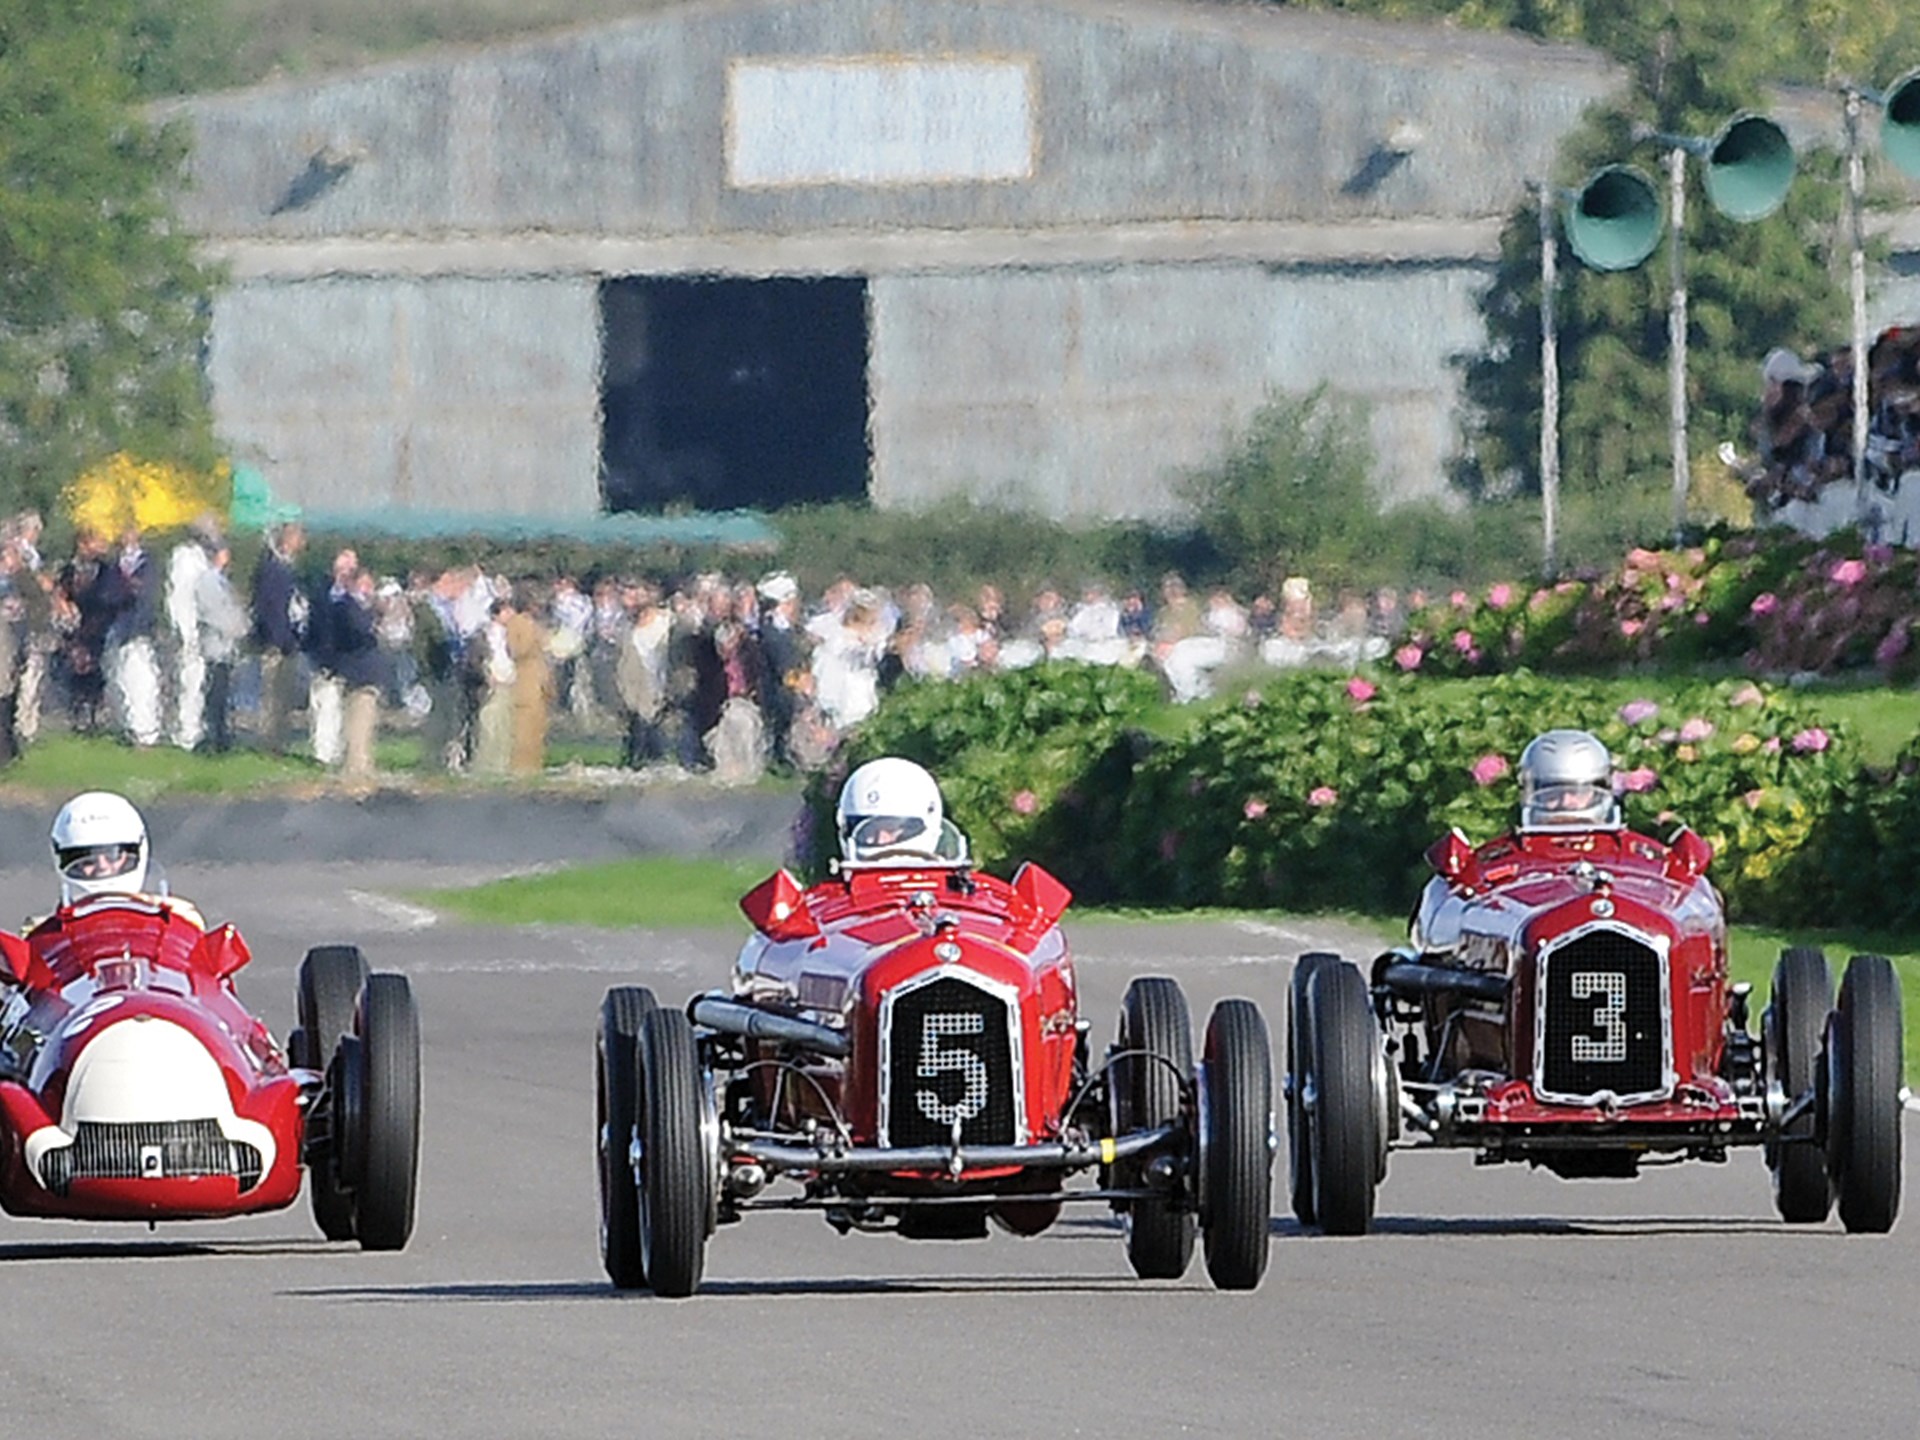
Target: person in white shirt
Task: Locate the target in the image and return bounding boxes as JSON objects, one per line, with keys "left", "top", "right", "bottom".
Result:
{"left": 165, "top": 519, "right": 219, "bottom": 751}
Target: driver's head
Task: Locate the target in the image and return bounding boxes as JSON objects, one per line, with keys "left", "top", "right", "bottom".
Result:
{"left": 51, "top": 791, "right": 150, "bottom": 904}
{"left": 1517, "top": 730, "right": 1621, "bottom": 831}
{"left": 836, "top": 757, "right": 946, "bottom": 864}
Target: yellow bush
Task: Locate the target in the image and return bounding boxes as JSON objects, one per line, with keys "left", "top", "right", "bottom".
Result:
{"left": 65, "top": 453, "right": 228, "bottom": 537}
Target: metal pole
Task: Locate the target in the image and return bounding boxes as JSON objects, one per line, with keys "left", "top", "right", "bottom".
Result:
{"left": 1667, "top": 145, "right": 1689, "bottom": 541}
{"left": 1538, "top": 182, "right": 1560, "bottom": 578}
{"left": 1847, "top": 88, "right": 1872, "bottom": 525}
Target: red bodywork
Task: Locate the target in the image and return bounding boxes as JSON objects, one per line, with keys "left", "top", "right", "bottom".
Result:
{"left": 0, "top": 896, "right": 306, "bottom": 1221}
{"left": 1405, "top": 824, "right": 1750, "bottom": 1144}
{"left": 731, "top": 862, "right": 1079, "bottom": 1186}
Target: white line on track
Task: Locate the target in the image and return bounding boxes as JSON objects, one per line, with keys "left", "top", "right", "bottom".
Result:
{"left": 1229, "top": 918, "right": 1325, "bottom": 946}
{"left": 345, "top": 890, "right": 439, "bottom": 931}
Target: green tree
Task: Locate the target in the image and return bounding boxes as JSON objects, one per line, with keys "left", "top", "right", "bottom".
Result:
{"left": 0, "top": 0, "right": 226, "bottom": 521}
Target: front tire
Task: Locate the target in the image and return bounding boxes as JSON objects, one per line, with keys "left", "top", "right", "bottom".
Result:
{"left": 1765, "top": 946, "right": 1834, "bottom": 1224}
{"left": 1828, "top": 955, "right": 1903, "bottom": 1234}
{"left": 1114, "top": 976, "right": 1195, "bottom": 1280}
{"left": 597, "top": 987, "right": 657, "bottom": 1289}
{"left": 1199, "top": 999, "right": 1274, "bottom": 1291}
{"left": 1304, "top": 960, "right": 1381, "bottom": 1236}
{"left": 636, "top": 1007, "right": 713, "bottom": 1297}
{"left": 299, "top": 945, "right": 370, "bottom": 1242}
{"left": 351, "top": 973, "right": 422, "bottom": 1252}
{"left": 1287, "top": 953, "right": 1338, "bottom": 1226}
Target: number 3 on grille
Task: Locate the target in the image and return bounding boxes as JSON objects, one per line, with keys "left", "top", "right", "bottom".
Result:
{"left": 1569, "top": 971, "right": 1627, "bottom": 1062}
{"left": 916, "top": 1012, "right": 989, "bottom": 1125}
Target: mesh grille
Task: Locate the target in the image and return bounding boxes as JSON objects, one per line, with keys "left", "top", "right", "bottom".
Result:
{"left": 885, "top": 976, "right": 1017, "bottom": 1147}
{"left": 39, "top": 1120, "right": 264, "bottom": 1196}
{"left": 1540, "top": 929, "right": 1668, "bottom": 1100}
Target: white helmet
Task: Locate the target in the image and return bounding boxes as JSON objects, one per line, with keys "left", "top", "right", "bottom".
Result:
{"left": 836, "top": 757, "right": 947, "bottom": 863}
{"left": 51, "top": 791, "right": 150, "bottom": 903}
{"left": 1518, "top": 730, "right": 1621, "bottom": 831}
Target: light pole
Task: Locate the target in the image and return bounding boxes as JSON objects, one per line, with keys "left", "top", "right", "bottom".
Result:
{"left": 1839, "top": 71, "right": 1920, "bottom": 527}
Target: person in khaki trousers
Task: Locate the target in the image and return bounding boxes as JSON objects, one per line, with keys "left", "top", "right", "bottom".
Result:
{"left": 504, "top": 591, "right": 552, "bottom": 776}
{"left": 329, "top": 568, "right": 386, "bottom": 781}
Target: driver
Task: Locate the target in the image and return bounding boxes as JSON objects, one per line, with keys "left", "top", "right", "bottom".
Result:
{"left": 47, "top": 790, "right": 200, "bottom": 925}
{"left": 1516, "top": 729, "right": 1621, "bottom": 831}
{"left": 835, "top": 757, "right": 961, "bottom": 864}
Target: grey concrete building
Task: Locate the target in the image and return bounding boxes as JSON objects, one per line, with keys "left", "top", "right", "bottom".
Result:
{"left": 158, "top": 0, "right": 1914, "bottom": 525}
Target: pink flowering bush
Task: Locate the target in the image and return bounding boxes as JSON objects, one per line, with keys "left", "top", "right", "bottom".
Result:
{"left": 822, "top": 662, "right": 1871, "bottom": 923}
{"left": 1394, "top": 532, "right": 1920, "bottom": 680}
{"left": 1117, "top": 670, "right": 1857, "bottom": 917}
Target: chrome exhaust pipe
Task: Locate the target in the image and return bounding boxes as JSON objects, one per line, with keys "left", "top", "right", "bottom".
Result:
{"left": 690, "top": 995, "right": 851, "bottom": 1058}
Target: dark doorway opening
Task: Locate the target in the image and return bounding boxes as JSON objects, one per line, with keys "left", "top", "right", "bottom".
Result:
{"left": 599, "top": 275, "right": 870, "bottom": 512}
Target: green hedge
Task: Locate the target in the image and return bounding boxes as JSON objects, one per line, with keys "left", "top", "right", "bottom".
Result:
{"left": 809, "top": 664, "right": 1894, "bottom": 926}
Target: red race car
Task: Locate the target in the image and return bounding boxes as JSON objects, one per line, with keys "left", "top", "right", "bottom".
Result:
{"left": 1287, "top": 731, "right": 1904, "bottom": 1236}
{"left": 0, "top": 898, "right": 422, "bottom": 1249}
{"left": 595, "top": 759, "right": 1275, "bottom": 1296}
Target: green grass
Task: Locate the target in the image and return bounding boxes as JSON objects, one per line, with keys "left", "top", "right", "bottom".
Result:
{"left": 0, "top": 731, "right": 655, "bottom": 802}
{"left": 1728, "top": 924, "right": 1920, "bottom": 1079}
{"left": 414, "top": 855, "right": 775, "bottom": 929}
{"left": 3, "top": 733, "right": 326, "bottom": 801}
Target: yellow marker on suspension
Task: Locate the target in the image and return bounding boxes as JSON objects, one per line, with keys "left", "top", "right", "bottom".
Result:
{"left": 1100, "top": 1137, "right": 1117, "bottom": 1166}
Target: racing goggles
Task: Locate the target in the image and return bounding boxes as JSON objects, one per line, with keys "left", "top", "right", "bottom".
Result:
{"left": 1523, "top": 781, "right": 1618, "bottom": 826}
{"left": 57, "top": 843, "right": 143, "bottom": 881}
{"left": 842, "top": 814, "right": 936, "bottom": 859}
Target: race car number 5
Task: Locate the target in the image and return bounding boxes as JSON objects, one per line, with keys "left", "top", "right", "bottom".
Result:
{"left": 917, "top": 1012, "right": 989, "bottom": 1125}
{"left": 1569, "top": 971, "right": 1627, "bottom": 1062}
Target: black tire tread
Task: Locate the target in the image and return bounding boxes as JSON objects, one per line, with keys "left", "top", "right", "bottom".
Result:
{"left": 1117, "top": 976, "right": 1195, "bottom": 1280}
{"left": 598, "top": 986, "right": 656, "bottom": 1289}
{"left": 1288, "top": 953, "right": 1338, "bottom": 1225}
{"left": 1201, "top": 999, "right": 1274, "bottom": 1291}
{"left": 299, "top": 945, "right": 370, "bottom": 1242}
{"left": 1833, "top": 955, "right": 1903, "bottom": 1234}
{"left": 1308, "top": 961, "right": 1379, "bottom": 1236}
{"left": 353, "top": 973, "right": 422, "bottom": 1252}
{"left": 637, "top": 1007, "right": 711, "bottom": 1297}
{"left": 1768, "top": 946, "right": 1834, "bottom": 1225}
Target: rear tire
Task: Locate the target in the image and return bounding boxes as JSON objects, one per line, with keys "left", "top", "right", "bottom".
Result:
{"left": 1287, "top": 953, "right": 1338, "bottom": 1226}
{"left": 1829, "top": 955, "right": 1903, "bottom": 1234}
{"left": 1200, "top": 999, "right": 1274, "bottom": 1291}
{"left": 299, "top": 945, "right": 370, "bottom": 1242}
{"left": 1305, "top": 960, "right": 1380, "bottom": 1236}
{"left": 636, "top": 1007, "right": 712, "bottom": 1297}
{"left": 1114, "top": 976, "right": 1195, "bottom": 1280}
{"left": 598, "top": 986, "right": 657, "bottom": 1289}
{"left": 1765, "top": 946, "right": 1833, "bottom": 1225}
{"left": 352, "top": 973, "right": 422, "bottom": 1252}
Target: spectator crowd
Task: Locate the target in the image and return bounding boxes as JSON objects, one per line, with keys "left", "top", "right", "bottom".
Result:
{"left": 1747, "top": 325, "right": 1920, "bottom": 511}
{"left": 0, "top": 509, "right": 1401, "bottom": 781}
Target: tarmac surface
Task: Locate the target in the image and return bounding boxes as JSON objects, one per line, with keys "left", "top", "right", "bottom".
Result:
{"left": 0, "top": 803, "right": 1915, "bottom": 1438}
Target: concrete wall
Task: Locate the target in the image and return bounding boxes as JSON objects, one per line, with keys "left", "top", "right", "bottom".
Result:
{"left": 167, "top": 0, "right": 1618, "bottom": 241}
{"left": 871, "top": 259, "right": 1488, "bottom": 518}
{"left": 208, "top": 276, "right": 602, "bottom": 515}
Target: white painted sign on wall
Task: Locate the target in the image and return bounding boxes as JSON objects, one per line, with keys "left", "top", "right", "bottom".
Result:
{"left": 727, "top": 56, "right": 1037, "bottom": 188}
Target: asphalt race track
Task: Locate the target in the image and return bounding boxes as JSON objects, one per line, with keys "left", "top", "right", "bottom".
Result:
{"left": 0, "top": 855, "right": 1915, "bottom": 1439}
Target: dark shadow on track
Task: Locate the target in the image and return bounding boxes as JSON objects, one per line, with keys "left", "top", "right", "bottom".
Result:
{"left": 286, "top": 1273, "right": 1190, "bottom": 1303}
{"left": 1272, "top": 1214, "right": 1823, "bottom": 1238}
{"left": 1, "top": 1237, "right": 339, "bottom": 1263}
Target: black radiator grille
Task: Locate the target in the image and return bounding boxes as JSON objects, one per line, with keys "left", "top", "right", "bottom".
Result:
{"left": 39, "top": 1120, "right": 264, "bottom": 1196}
{"left": 884, "top": 976, "right": 1018, "bottom": 1147}
{"left": 1539, "top": 929, "right": 1668, "bottom": 1101}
